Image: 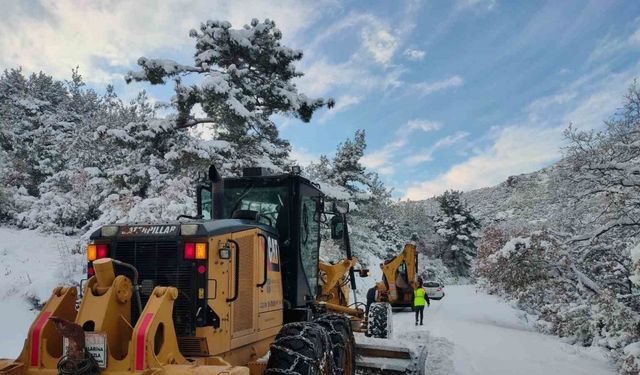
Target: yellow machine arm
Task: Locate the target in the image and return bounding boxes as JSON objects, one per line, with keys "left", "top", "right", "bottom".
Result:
{"left": 377, "top": 243, "right": 418, "bottom": 305}
{"left": 318, "top": 258, "right": 357, "bottom": 306}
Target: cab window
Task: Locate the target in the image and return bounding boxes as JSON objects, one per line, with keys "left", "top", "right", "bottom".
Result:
{"left": 199, "top": 184, "right": 288, "bottom": 229}
{"left": 299, "top": 194, "right": 320, "bottom": 295}
{"left": 200, "top": 188, "right": 212, "bottom": 220}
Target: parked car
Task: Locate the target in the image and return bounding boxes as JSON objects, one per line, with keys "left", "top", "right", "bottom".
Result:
{"left": 424, "top": 281, "right": 445, "bottom": 300}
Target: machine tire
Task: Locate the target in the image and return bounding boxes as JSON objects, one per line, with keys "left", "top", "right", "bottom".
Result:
{"left": 315, "top": 314, "right": 355, "bottom": 375}
{"left": 266, "top": 322, "right": 333, "bottom": 375}
{"left": 367, "top": 302, "right": 392, "bottom": 339}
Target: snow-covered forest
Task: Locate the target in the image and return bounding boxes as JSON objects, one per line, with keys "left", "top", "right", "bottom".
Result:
{"left": 1, "top": 16, "right": 640, "bottom": 375}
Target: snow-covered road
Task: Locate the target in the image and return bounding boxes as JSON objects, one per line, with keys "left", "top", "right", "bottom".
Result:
{"left": 393, "top": 285, "right": 616, "bottom": 375}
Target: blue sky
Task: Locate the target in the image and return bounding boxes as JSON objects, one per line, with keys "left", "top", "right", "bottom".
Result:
{"left": 2, "top": 0, "right": 639, "bottom": 199}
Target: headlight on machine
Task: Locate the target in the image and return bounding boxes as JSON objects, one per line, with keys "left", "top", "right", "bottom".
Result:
{"left": 181, "top": 224, "right": 199, "bottom": 236}
{"left": 101, "top": 226, "right": 118, "bottom": 237}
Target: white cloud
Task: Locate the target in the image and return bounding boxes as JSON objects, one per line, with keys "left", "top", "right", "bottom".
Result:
{"left": 403, "top": 126, "right": 563, "bottom": 200}
{"left": 562, "top": 73, "right": 632, "bottom": 131}
{"left": 405, "top": 119, "right": 442, "bottom": 133}
{"left": 0, "top": 0, "right": 327, "bottom": 83}
{"left": 357, "top": 2, "right": 420, "bottom": 66}
{"left": 455, "top": 0, "right": 497, "bottom": 11}
{"left": 413, "top": 75, "right": 464, "bottom": 96}
{"left": 526, "top": 92, "right": 576, "bottom": 122}
{"left": 377, "top": 166, "right": 396, "bottom": 176}
{"left": 290, "top": 146, "right": 319, "bottom": 167}
{"left": 402, "top": 61, "right": 640, "bottom": 201}
{"left": 405, "top": 131, "right": 469, "bottom": 165}
{"left": 362, "top": 119, "right": 443, "bottom": 174}
{"left": 527, "top": 92, "right": 576, "bottom": 114}
{"left": 362, "top": 27, "right": 400, "bottom": 65}
{"left": 362, "top": 148, "right": 397, "bottom": 171}
{"left": 589, "top": 20, "right": 640, "bottom": 62}
{"left": 318, "top": 95, "right": 362, "bottom": 122}
{"left": 332, "top": 95, "right": 362, "bottom": 112}
{"left": 403, "top": 48, "right": 426, "bottom": 61}
{"left": 296, "top": 53, "right": 406, "bottom": 103}
{"left": 296, "top": 4, "right": 422, "bottom": 102}
{"left": 297, "top": 59, "right": 364, "bottom": 97}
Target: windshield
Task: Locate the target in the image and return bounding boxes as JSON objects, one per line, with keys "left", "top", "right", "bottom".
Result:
{"left": 200, "top": 184, "right": 289, "bottom": 230}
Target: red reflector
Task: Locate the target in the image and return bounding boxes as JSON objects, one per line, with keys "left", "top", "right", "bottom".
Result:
{"left": 184, "top": 243, "right": 195, "bottom": 259}
{"left": 30, "top": 311, "right": 52, "bottom": 366}
{"left": 198, "top": 265, "right": 206, "bottom": 274}
{"left": 87, "top": 267, "right": 95, "bottom": 277}
{"left": 437, "top": 288, "right": 442, "bottom": 291}
{"left": 96, "top": 244, "right": 108, "bottom": 259}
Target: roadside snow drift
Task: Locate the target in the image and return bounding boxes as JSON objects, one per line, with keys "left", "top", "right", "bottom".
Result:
{"left": 0, "top": 227, "right": 83, "bottom": 358}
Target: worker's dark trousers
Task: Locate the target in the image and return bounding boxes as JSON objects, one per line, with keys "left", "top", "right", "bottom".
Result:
{"left": 415, "top": 305, "right": 425, "bottom": 324}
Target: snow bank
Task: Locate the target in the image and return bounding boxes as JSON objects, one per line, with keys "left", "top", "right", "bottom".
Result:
{"left": 0, "top": 227, "right": 84, "bottom": 358}
{"left": 0, "top": 298, "right": 38, "bottom": 358}
{"left": 0, "top": 227, "right": 83, "bottom": 301}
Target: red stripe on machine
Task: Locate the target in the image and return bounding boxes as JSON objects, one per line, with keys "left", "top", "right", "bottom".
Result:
{"left": 135, "top": 313, "right": 154, "bottom": 371}
{"left": 30, "top": 311, "right": 52, "bottom": 367}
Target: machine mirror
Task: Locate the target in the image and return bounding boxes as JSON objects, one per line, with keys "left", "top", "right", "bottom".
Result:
{"left": 208, "top": 164, "right": 222, "bottom": 183}
{"left": 330, "top": 215, "right": 344, "bottom": 239}
{"left": 323, "top": 201, "right": 333, "bottom": 213}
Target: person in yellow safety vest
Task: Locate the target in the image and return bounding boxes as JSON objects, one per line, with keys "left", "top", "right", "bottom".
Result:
{"left": 413, "top": 278, "right": 430, "bottom": 326}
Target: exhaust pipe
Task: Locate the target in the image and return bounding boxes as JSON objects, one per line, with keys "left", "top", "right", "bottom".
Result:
{"left": 209, "top": 165, "right": 223, "bottom": 219}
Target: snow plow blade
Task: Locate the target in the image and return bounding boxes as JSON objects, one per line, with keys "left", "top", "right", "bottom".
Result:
{"left": 355, "top": 341, "right": 427, "bottom": 375}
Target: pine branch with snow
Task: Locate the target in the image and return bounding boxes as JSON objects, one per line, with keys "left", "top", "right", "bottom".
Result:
{"left": 126, "top": 18, "right": 334, "bottom": 172}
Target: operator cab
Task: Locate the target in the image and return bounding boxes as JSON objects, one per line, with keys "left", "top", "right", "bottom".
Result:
{"left": 88, "top": 166, "right": 325, "bottom": 339}
{"left": 197, "top": 167, "right": 324, "bottom": 313}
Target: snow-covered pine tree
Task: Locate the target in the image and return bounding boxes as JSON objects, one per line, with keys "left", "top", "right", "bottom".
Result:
{"left": 331, "top": 130, "right": 371, "bottom": 195}
{"left": 0, "top": 68, "right": 97, "bottom": 197}
{"left": 0, "top": 68, "right": 214, "bottom": 233}
{"left": 305, "top": 130, "right": 400, "bottom": 264}
{"left": 306, "top": 155, "right": 332, "bottom": 182}
{"left": 434, "top": 190, "right": 480, "bottom": 276}
{"left": 306, "top": 129, "right": 381, "bottom": 201}
{"left": 0, "top": 68, "right": 106, "bottom": 230}
{"left": 126, "top": 18, "right": 333, "bottom": 173}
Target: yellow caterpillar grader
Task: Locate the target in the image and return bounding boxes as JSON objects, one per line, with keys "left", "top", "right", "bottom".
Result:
{"left": 0, "top": 166, "right": 425, "bottom": 375}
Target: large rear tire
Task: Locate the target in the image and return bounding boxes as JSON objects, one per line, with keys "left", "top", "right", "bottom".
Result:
{"left": 315, "top": 314, "right": 355, "bottom": 375}
{"left": 266, "top": 322, "right": 333, "bottom": 375}
{"left": 366, "top": 302, "right": 392, "bottom": 339}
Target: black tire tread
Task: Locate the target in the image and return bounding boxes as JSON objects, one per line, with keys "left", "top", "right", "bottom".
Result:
{"left": 266, "top": 322, "right": 332, "bottom": 375}
{"left": 367, "top": 302, "right": 392, "bottom": 339}
{"left": 314, "top": 314, "right": 355, "bottom": 375}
